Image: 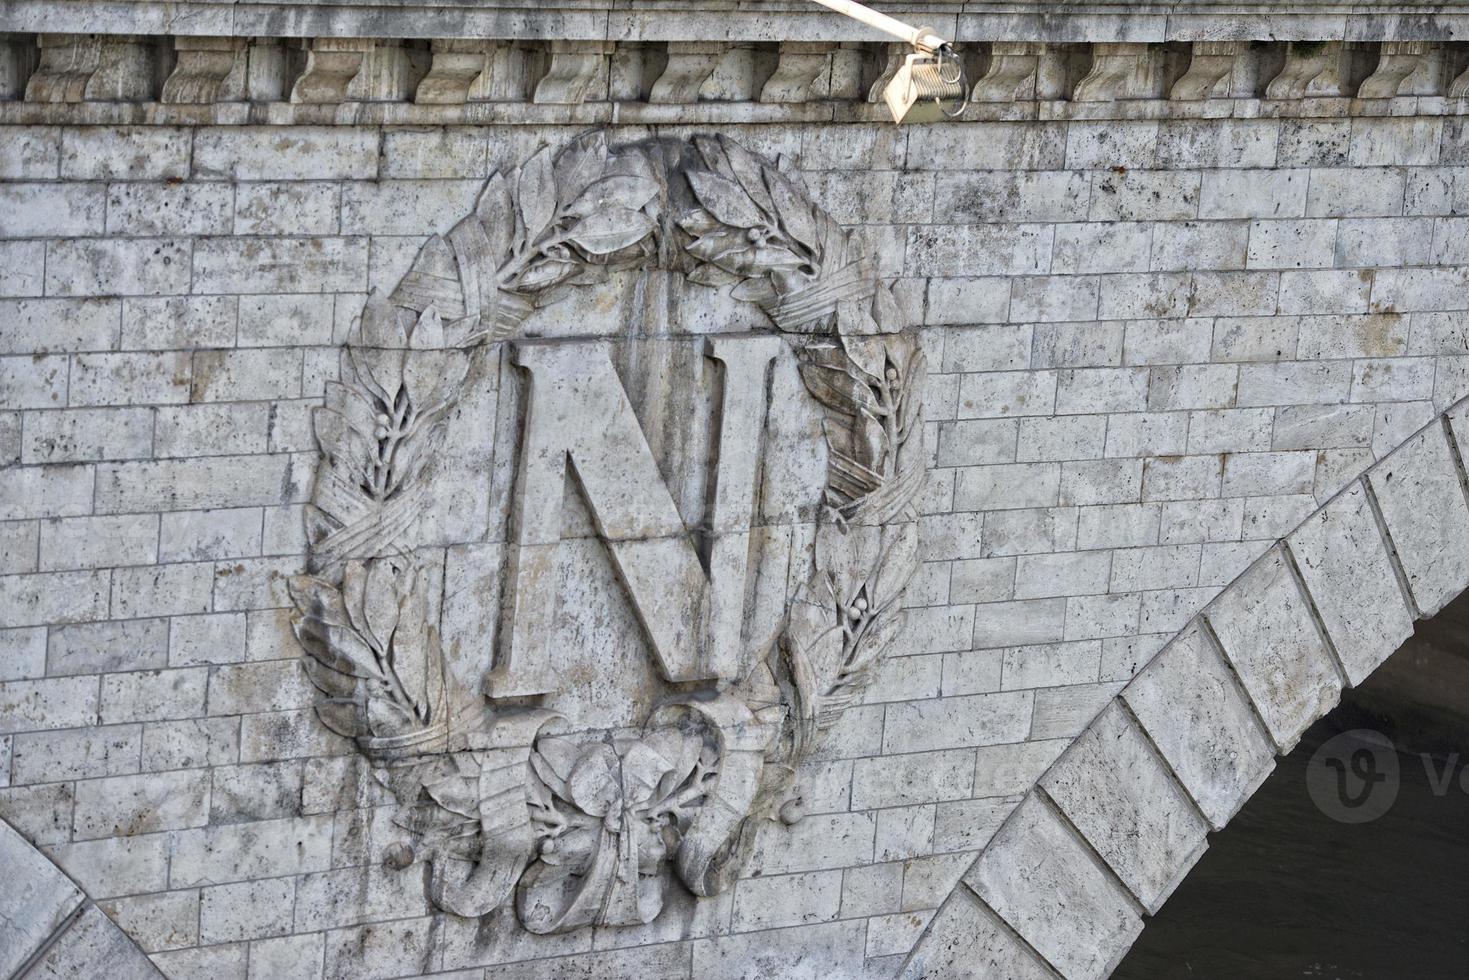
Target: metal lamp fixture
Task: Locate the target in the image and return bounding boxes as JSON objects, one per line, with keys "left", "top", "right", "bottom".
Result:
{"left": 809, "top": 0, "right": 966, "bottom": 122}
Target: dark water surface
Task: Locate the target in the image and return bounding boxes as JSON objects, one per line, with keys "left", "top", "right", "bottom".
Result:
{"left": 1114, "top": 595, "right": 1469, "bottom": 980}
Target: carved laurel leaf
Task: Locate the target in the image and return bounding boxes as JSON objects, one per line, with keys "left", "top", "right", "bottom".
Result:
{"left": 517, "top": 146, "right": 557, "bottom": 245}
{"left": 567, "top": 174, "right": 660, "bottom": 219}
{"left": 714, "top": 136, "right": 779, "bottom": 217}
{"left": 798, "top": 343, "right": 880, "bottom": 418}
{"left": 474, "top": 173, "right": 516, "bottom": 267}
{"left": 554, "top": 130, "right": 608, "bottom": 208}
{"left": 566, "top": 208, "right": 657, "bottom": 255}
{"left": 687, "top": 170, "right": 766, "bottom": 229}
{"left": 765, "top": 173, "right": 820, "bottom": 257}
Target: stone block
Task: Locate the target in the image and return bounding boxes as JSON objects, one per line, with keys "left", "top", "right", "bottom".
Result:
{"left": 690, "top": 920, "right": 866, "bottom": 980}
{"left": 874, "top": 804, "right": 935, "bottom": 862}
{"left": 851, "top": 748, "right": 975, "bottom": 809}
{"left": 159, "top": 509, "right": 262, "bottom": 563}
{"left": 745, "top": 812, "right": 876, "bottom": 876}
{"left": 1015, "top": 415, "right": 1108, "bottom": 462}
{"left": 169, "top": 612, "right": 248, "bottom": 667}
{"left": 0, "top": 298, "right": 119, "bottom": 355}
{"left": 193, "top": 237, "right": 368, "bottom": 294}
{"left": 234, "top": 182, "right": 342, "bottom": 236}
{"left": 1089, "top": 171, "right": 1199, "bottom": 222}
{"left": 1369, "top": 420, "right": 1469, "bottom": 616}
{"left": 170, "top": 815, "right": 333, "bottom": 887}
{"left": 154, "top": 403, "right": 270, "bottom": 458}
{"left": 0, "top": 675, "right": 101, "bottom": 734}
{"left": 61, "top": 127, "right": 190, "bottom": 180}
{"left": 1014, "top": 550, "right": 1111, "bottom": 599}
{"left": 210, "top": 760, "right": 304, "bottom": 825}
{"left": 237, "top": 294, "right": 335, "bottom": 347}
{"left": 0, "top": 127, "right": 61, "bottom": 179}
{"left": 199, "top": 877, "right": 295, "bottom": 944}
{"left": 100, "top": 667, "right": 209, "bottom": 724}
{"left": 141, "top": 717, "right": 239, "bottom": 772}
{"left": 981, "top": 511, "right": 1075, "bottom": 555}
{"left": 69, "top": 351, "right": 192, "bottom": 406}
{"left": 111, "top": 562, "right": 215, "bottom": 618}
{"left": 973, "top": 598, "right": 1066, "bottom": 648}
{"left": 899, "top": 886, "right": 1055, "bottom": 980}
{"left": 72, "top": 769, "right": 211, "bottom": 840}
{"left": 1287, "top": 481, "right": 1415, "bottom": 685}
{"left": 106, "top": 183, "right": 234, "bottom": 236}
{"left": 881, "top": 691, "right": 1033, "bottom": 754}
{"left": 907, "top": 223, "right": 1053, "bottom": 278}
{"left": 40, "top": 514, "right": 160, "bottom": 572}
{"left": 1059, "top": 459, "right": 1142, "bottom": 506}
{"left": 23, "top": 901, "right": 161, "bottom": 979}
{"left": 1030, "top": 682, "right": 1125, "bottom": 741}
{"left": 48, "top": 832, "right": 170, "bottom": 897}
{"left": 44, "top": 239, "right": 191, "bottom": 297}
{"left": 1198, "top": 168, "right": 1308, "bottom": 219}
{"left": 96, "top": 454, "right": 308, "bottom": 514}
{"left": 23, "top": 407, "right": 153, "bottom": 464}
{"left": 0, "top": 464, "right": 95, "bottom": 521}
{"left": 46, "top": 617, "right": 168, "bottom": 675}
{"left": 1103, "top": 412, "right": 1189, "bottom": 458}
{"left": 0, "top": 627, "right": 46, "bottom": 681}
{"left": 966, "top": 793, "right": 1142, "bottom": 980}
{"left": 151, "top": 943, "right": 248, "bottom": 980}
{"left": 323, "top": 914, "right": 439, "bottom": 979}
{"left": 121, "top": 296, "right": 237, "bottom": 350}
{"left": 193, "top": 127, "right": 380, "bottom": 181}
{"left": 1204, "top": 548, "right": 1342, "bottom": 751}
{"left": 1041, "top": 702, "right": 1208, "bottom": 912}
{"left": 98, "top": 890, "right": 199, "bottom": 953}
{"left": 0, "top": 819, "right": 83, "bottom": 978}
{"left": 191, "top": 349, "right": 304, "bottom": 402}
{"left": 731, "top": 869, "right": 842, "bottom": 931}
{"left": 246, "top": 933, "right": 327, "bottom": 980}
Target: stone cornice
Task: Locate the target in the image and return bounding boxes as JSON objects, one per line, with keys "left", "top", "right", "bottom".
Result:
{"left": 5, "top": 32, "right": 1469, "bottom": 113}
{"left": 7, "top": 1, "right": 1469, "bottom": 43}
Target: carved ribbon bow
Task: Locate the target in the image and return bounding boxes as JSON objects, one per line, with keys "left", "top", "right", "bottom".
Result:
{"left": 517, "top": 727, "right": 716, "bottom": 933}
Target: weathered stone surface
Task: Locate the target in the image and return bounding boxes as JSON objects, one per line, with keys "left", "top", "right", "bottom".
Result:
{"left": 5, "top": 37, "right": 1469, "bottom": 976}
{"left": 0, "top": 817, "right": 84, "bottom": 977}
{"left": 1203, "top": 548, "right": 1343, "bottom": 752}
{"left": 1121, "top": 623, "right": 1276, "bottom": 830}
{"left": 24, "top": 902, "right": 162, "bottom": 979}
{"left": 897, "top": 885, "right": 1053, "bottom": 980}
{"left": 1367, "top": 422, "right": 1469, "bottom": 617}
{"left": 965, "top": 794, "right": 1141, "bottom": 980}
{"left": 1040, "top": 702, "right": 1208, "bottom": 912}
{"left": 1287, "top": 480, "right": 1416, "bottom": 685}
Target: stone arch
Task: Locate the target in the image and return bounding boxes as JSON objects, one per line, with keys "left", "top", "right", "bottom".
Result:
{"left": 0, "top": 817, "right": 161, "bottom": 978}
{"left": 900, "top": 394, "right": 1469, "bottom": 980}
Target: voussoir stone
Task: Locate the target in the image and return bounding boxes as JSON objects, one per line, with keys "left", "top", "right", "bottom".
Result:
{"left": 1287, "top": 479, "right": 1415, "bottom": 686}
{"left": 0, "top": 817, "right": 85, "bottom": 977}
{"left": 1121, "top": 622, "right": 1276, "bottom": 830}
{"left": 897, "top": 885, "right": 1056, "bottom": 980}
{"left": 1367, "top": 421, "right": 1469, "bottom": 618}
{"left": 23, "top": 902, "right": 162, "bottom": 980}
{"left": 964, "top": 793, "right": 1141, "bottom": 980}
{"left": 1203, "top": 547, "right": 1342, "bottom": 753}
{"left": 1040, "top": 701, "right": 1209, "bottom": 913}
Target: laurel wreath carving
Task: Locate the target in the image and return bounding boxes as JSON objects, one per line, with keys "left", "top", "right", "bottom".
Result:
{"left": 289, "top": 131, "right": 926, "bottom": 931}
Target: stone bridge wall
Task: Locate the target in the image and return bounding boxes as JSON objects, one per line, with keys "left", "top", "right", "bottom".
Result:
{"left": 2, "top": 12, "right": 1469, "bottom": 980}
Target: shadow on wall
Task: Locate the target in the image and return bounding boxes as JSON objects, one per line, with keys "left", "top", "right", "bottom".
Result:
{"left": 1112, "top": 589, "right": 1469, "bottom": 980}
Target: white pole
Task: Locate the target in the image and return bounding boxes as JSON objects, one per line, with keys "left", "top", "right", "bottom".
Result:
{"left": 806, "top": 0, "right": 949, "bottom": 52}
